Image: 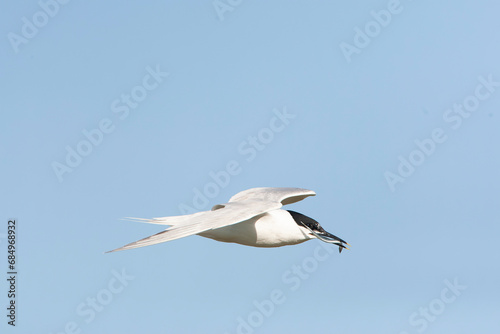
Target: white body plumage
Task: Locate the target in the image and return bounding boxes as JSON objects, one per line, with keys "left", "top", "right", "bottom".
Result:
{"left": 199, "top": 209, "right": 313, "bottom": 247}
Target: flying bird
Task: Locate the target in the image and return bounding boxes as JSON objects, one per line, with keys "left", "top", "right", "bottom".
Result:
{"left": 107, "top": 187, "right": 349, "bottom": 253}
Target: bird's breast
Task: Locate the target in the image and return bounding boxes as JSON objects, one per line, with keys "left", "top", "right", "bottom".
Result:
{"left": 198, "top": 209, "right": 312, "bottom": 247}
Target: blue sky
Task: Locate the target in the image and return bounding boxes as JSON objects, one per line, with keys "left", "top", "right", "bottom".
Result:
{"left": 1, "top": 1, "right": 499, "bottom": 333}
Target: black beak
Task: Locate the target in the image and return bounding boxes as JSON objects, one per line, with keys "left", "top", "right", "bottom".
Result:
{"left": 315, "top": 230, "right": 350, "bottom": 253}
{"left": 298, "top": 221, "right": 350, "bottom": 253}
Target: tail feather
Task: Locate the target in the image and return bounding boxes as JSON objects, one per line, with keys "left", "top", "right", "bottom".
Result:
{"left": 120, "top": 210, "right": 208, "bottom": 226}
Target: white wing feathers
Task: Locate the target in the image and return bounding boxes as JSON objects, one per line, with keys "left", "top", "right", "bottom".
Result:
{"left": 107, "top": 187, "right": 315, "bottom": 253}
{"left": 229, "top": 187, "right": 315, "bottom": 205}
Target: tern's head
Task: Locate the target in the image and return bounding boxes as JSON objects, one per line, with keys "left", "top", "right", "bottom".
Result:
{"left": 287, "top": 210, "right": 349, "bottom": 253}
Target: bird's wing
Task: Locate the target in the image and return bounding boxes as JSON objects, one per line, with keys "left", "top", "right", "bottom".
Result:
{"left": 125, "top": 187, "right": 315, "bottom": 226}
{"left": 107, "top": 200, "right": 281, "bottom": 253}
{"left": 229, "top": 187, "right": 315, "bottom": 205}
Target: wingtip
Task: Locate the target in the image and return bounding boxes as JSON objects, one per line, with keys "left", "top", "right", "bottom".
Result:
{"left": 105, "top": 246, "right": 129, "bottom": 253}
{"left": 105, "top": 246, "right": 128, "bottom": 253}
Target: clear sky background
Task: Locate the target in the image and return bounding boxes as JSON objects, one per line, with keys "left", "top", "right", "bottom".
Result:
{"left": 1, "top": 1, "right": 499, "bottom": 333}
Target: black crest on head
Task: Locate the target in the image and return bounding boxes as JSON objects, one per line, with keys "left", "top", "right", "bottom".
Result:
{"left": 287, "top": 210, "right": 324, "bottom": 233}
